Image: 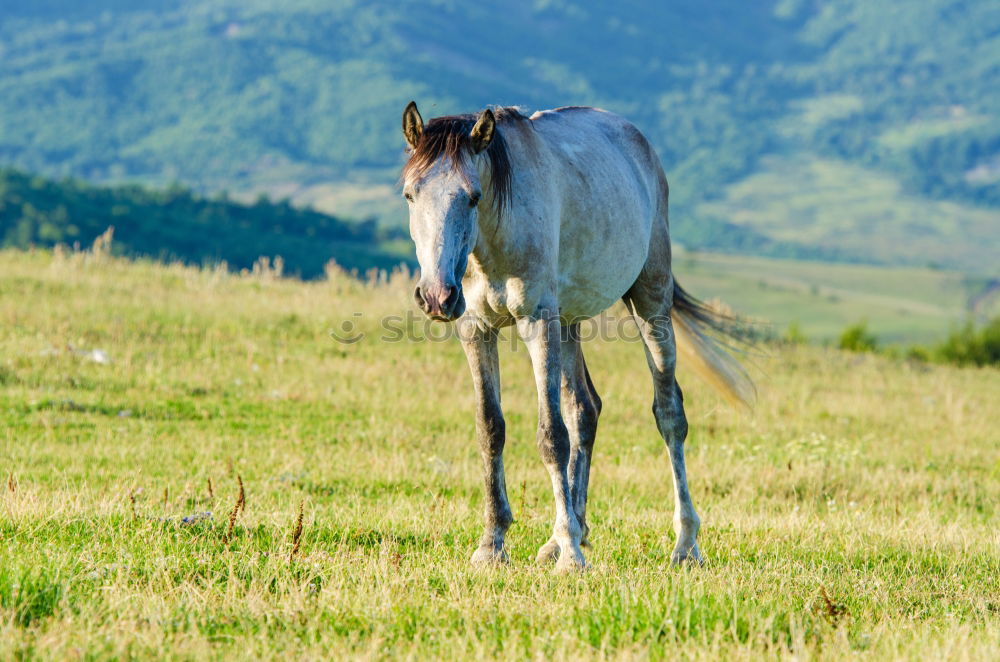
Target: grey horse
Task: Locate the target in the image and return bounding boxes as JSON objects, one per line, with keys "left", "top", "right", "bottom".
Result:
{"left": 400, "top": 102, "right": 753, "bottom": 571}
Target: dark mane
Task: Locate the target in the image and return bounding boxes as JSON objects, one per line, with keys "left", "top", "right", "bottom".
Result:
{"left": 402, "top": 107, "right": 525, "bottom": 216}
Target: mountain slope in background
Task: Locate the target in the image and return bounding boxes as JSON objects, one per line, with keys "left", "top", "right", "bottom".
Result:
{"left": 0, "top": 0, "right": 997, "bottom": 272}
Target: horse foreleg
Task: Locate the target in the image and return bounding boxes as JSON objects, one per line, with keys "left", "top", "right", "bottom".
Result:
{"left": 517, "top": 311, "right": 587, "bottom": 572}
{"left": 460, "top": 325, "right": 512, "bottom": 564}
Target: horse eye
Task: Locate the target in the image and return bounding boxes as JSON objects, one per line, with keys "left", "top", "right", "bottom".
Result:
{"left": 469, "top": 192, "right": 481, "bottom": 207}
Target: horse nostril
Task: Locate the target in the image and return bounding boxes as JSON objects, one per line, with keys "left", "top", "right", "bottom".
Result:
{"left": 443, "top": 285, "right": 459, "bottom": 310}
{"left": 414, "top": 286, "right": 428, "bottom": 310}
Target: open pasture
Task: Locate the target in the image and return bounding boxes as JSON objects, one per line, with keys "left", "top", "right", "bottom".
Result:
{"left": 1, "top": 249, "right": 998, "bottom": 659}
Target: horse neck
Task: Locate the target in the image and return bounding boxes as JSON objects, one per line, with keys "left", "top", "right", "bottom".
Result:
{"left": 471, "top": 180, "right": 522, "bottom": 280}
{"left": 470, "top": 123, "right": 533, "bottom": 271}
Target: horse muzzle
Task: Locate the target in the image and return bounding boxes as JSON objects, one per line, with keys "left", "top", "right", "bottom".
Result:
{"left": 414, "top": 281, "right": 465, "bottom": 321}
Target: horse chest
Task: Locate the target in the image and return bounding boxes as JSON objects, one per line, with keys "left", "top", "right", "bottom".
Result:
{"left": 463, "top": 270, "right": 544, "bottom": 324}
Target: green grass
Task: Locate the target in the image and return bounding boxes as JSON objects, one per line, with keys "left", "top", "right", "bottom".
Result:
{"left": 1, "top": 248, "right": 998, "bottom": 659}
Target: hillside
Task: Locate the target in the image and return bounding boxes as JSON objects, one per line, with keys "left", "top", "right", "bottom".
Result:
{"left": 1, "top": 1, "right": 998, "bottom": 272}
{"left": 0, "top": 168, "right": 409, "bottom": 276}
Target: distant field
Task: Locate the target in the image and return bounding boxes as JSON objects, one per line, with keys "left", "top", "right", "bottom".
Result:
{"left": 674, "top": 251, "right": 989, "bottom": 345}
{"left": 1, "top": 249, "right": 997, "bottom": 659}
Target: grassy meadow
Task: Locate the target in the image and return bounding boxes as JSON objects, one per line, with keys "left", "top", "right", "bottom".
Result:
{"left": 1, "top": 247, "right": 998, "bottom": 660}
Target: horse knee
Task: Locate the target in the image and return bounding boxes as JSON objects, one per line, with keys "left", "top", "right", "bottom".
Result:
{"left": 590, "top": 389, "right": 603, "bottom": 420}
{"left": 562, "top": 374, "right": 601, "bottom": 446}
{"left": 477, "top": 404, "right": 506, "bottom": 457}
{"left": 536, "top": 419, "right": 571, "bottom": 467}
{"left": 580, "top": 393, "right": 600, "bottom": 438}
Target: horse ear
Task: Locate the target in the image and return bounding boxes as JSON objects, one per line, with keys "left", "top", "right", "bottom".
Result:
{"left": 402, "top": 101, "right": 423, "bottom": 149}
{"left": 469, "top": 109, "right": 496, "bottom": 154}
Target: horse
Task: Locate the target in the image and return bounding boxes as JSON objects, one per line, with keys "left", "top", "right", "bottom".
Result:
{"left": 399, "top": 101, "right": 753, "bottom": 571}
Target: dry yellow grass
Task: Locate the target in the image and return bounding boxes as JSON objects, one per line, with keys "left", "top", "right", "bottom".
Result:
{"left": 0, "top": 248, "right": 997, "bottom": 660}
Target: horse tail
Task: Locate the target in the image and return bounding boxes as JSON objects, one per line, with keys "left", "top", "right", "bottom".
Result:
{"left": 671, "top": 278, "right": 756, "bottom": 409}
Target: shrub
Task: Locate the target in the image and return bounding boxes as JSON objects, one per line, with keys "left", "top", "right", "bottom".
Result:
{"left": 934, "top": 317, "right": 1000, "bottom": 367}
{"left": 905, "top": 345, "right": 931, "bottom": 362}
{"left": 838, "top": 321, "right": 878, "bottom": 353}
{"left": 784, "top": 321, "right": 807, "bottom": 345}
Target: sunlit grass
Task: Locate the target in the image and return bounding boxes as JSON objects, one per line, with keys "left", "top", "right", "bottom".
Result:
{"left": 1, "top": 249, "right": 998, "bottom": 659}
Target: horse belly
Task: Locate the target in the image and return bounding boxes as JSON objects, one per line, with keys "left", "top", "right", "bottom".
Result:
{"left": 557, "top": 210, "right": 651, "bottom": 321}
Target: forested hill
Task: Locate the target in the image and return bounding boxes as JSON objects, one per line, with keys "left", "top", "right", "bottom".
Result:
{"left": 0, "top": 168, "right": 409, "bottom": 277}
{"left": 1, "top": 1, "right": 998, "bottom": 273}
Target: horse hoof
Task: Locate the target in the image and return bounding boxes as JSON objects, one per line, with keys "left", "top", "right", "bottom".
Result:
{"left": 554, "top": 549, "right": 588, "bottom": 574}
{"left": 470, "top": 545, "right": 509, "bottom": 565}
{"left": 670, "top": 543, "right": 704, "bottom": 567}
{"left": 535, "top": 537, "right": 560, "bottom": 564}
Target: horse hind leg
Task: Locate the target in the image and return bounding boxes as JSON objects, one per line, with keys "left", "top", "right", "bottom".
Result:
{"left": 626, "top": 280, "right": 704, "bottom": 566}
{"left": 537, "top": 324, "right": 601, "bottom": 563}
{"left": 567, "top": 338, "right": 601, "bottom": 547}
{"left": 657, "top": 377, "right": 702, "bottom": 565}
